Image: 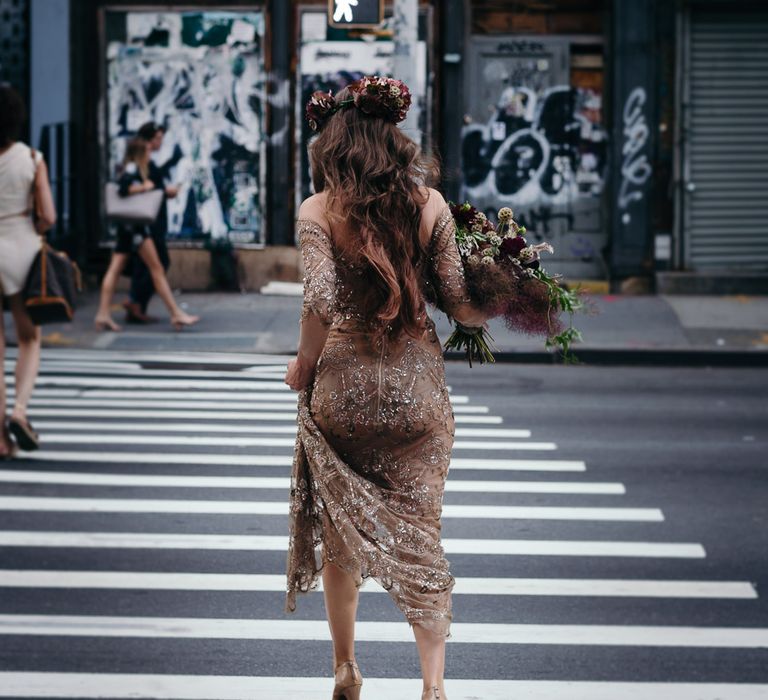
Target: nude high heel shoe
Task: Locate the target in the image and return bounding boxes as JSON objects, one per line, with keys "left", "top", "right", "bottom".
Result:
{"left": 332, "top": 660, "right": 362, "bottom": 700}
{"left": 421, "top": 687, "right": 442, "bottom": 700}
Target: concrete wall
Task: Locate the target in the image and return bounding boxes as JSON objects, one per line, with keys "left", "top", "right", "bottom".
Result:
{"left": 165, "top": 247, "right": 302, "bottom": 292}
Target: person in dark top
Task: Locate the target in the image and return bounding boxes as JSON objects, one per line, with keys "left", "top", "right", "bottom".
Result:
{"left": 123, "top": 121, "right": 179, "bottom": 324}
{"left": 94, "top": 137, "right": 199, "bottom": 332}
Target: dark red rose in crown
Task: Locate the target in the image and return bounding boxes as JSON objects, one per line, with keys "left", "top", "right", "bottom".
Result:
{"left": 500, "top": 235, "right": 527, "bottom": 258}
{"left": 306, "top": 90, "right": 336, "bottom": 132}
{"left": 351, "top": 76, "right": 412, "bottom": 125}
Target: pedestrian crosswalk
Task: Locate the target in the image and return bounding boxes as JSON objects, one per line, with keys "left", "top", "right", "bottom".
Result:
{"left": 0, "top": 350, "right": 764, "bottom": 699}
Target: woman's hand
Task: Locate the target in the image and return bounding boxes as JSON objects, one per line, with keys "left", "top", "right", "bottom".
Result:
{"left": 284, "top": 353, "right": 316, "bottom": 392}
{"left": 143, "top": 180, "right": 156, "bottom": 192}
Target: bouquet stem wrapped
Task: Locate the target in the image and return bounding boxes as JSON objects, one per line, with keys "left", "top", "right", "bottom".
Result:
{"left": 446, "top": 202, "right": 587, "bottom": 365}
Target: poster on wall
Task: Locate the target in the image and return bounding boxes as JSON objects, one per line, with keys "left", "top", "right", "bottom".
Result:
{"left": 462, "top": 38, "right": 608, "bottom": 277}
{"left": 105, "top": 11, "right": 266, "bottom": 245}
{"left": 297, "top": 15, "right": 427, "bottom": 211}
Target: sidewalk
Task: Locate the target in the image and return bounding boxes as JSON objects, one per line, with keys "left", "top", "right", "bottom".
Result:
{"left": 10, "top": 288, "right": 768, "bottom": 366}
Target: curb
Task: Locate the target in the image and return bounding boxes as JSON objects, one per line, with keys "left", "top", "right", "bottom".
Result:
{"left": 444, "top": 349, "right": 768, "bottom": 367}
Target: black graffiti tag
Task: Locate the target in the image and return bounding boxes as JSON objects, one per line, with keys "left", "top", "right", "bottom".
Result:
{"left": 618, "top": 87, "right": 652, "bottom": 220}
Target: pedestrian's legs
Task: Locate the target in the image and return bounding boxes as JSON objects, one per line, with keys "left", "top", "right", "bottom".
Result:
{"left": 322, "top": 562, "right": 360, "bottom": 669}
{"left": 129, "top": 256, "right": 152, "bottom": 313}
{"left": 94, "top": 252, "right": 129, "bottom": 331}
{"left": 136, "top": 237, "right": 198, "bottom": 329}
{"left": 413, "top": 624, "right": 447, "bottom": 699}
{"left": 130, "top": 233, "right": 168, "bottom": 313}
{"left": 6, "top": 294, "right": 41, "bottom": 425}
{"left": 0, "top": 311, "right": 10, "bottom": 457}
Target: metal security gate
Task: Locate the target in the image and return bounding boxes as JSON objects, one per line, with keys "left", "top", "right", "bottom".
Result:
{"left": 681, "top": 7, "right": 768, "bottom": 270}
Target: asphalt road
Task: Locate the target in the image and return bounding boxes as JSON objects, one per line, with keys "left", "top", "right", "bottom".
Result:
{"left": 0, "top": 350, "right": 766, "bottom": 699}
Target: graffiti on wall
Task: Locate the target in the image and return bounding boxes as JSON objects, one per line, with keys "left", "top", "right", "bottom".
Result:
{"left": 106, "top": 11, "right": 265, "bottom": 244}
{"left": 297, "top": 39, "right": 427, "bottom": 207}
{"left": 618, "top": 87, "right": 652, "bottom": 224}
{"left": 461, "top": 84, "right": 608, "bottom": 262}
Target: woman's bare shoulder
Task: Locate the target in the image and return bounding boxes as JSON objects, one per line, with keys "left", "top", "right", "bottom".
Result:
{"left": 418, "top": 187, "right": 448, "bottom": 235}
{"left": 298, "top": 193, "right": 331, "bottom": 232}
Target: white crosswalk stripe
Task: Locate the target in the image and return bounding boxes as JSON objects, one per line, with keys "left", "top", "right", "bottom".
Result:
{"left": 0, "top": 531, "right": 707, "bottom": 557}
{"left": 0, "top": 470, "right": 626, "bottom": 494}
{"left": 2, "top": 615, "right": 768, "bottom": 647}
{"left": 27, "top": 407, "right": 507, "bottom": 424}
{"left": 0, "top": 351, "right": 761, "bottom": 698}
{"left": 0, "top": 571, "right": 755, "bottom": 599}
{"left": 20, "top": 451, "right": 585, "bottom": 471}
{"left": 1, "top": 674, "right": 766, "bottom": 700}
{"left": 24, "top": 421, "right": 531, "bottom": 438}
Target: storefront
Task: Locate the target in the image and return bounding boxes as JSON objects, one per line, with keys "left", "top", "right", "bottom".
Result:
{"left": 16, "top": 1, "right": 765, "bottom": 291}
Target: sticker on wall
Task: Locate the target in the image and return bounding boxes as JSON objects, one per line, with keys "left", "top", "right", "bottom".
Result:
{"left": 105, "top": 11, "right": 266, "bottom": 245}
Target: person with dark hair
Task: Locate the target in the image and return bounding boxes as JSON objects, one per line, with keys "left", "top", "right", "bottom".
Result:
{"left": 284, "top": 77, "right": 486, "bottom": 700}
{"left": 0, "top": 84, "right": 57, "bottom": 455}
{"left": 94, "top": 137, "right": 198, "bottom": 332}
{"left": 123, "top": 121, "right": 179, "bottom": 324}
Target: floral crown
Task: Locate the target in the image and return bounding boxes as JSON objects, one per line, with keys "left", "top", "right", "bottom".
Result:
{"left": 306, "top": 76, "right": 412, "bottom": 132}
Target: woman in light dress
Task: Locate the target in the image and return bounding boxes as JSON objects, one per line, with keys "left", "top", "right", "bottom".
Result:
{"left": 285, "top": 77, "right": 486, "bottom": 700}
{"left": 93, "top": 137, "right": 199, "bottom": 332}
{"left": 0, "top": 84, "right": 57, "bottom": 455}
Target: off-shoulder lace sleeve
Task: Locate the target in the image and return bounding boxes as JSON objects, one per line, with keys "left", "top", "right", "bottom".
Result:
{"left": 298, "top": 218, "right": 336, "bottom": 326}
{"left": 428, "top": 205, "right": 471, "bottom": 315}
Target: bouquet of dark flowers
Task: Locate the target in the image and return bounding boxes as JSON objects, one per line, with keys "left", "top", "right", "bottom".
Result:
{"left": 445, "top": 202, "right": 586, "bottom": 366}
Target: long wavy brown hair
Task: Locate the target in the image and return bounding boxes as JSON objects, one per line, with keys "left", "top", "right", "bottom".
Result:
{"left": 309, "top": 86, "right": 440, "bottom": 339}
{"left": 122, "top": 138, "right": 150, "bottom": 181}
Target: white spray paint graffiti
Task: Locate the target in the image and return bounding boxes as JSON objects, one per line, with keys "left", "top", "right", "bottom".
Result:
{"left": 461, "top": 84, "right": 608, "bottom": 264}
{"left": 618, "top": 87, "right": 652, "bottom": 224}
{"left": 106, "top": 11, "right": 266, "bottom": 244}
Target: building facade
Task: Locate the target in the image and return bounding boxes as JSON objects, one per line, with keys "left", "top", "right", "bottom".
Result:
{"left": 2, "top": 0, "right": 765, "bottom": 291}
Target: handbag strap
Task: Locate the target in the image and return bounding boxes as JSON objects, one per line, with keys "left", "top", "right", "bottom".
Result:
{"left": 29, "top": 148, "right": 40, "bottom": 218}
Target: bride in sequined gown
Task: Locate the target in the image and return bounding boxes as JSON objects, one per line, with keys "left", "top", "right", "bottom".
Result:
{"left": 284, "top": 80, "right": 486, "bottom": 700}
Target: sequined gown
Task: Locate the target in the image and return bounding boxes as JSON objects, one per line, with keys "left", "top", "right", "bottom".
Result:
{"left": 285, "top": 205, "right": 469, "bottom": 638}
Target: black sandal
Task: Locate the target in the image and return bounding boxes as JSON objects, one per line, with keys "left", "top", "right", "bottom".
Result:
{"left": 8, "top": 417, "right": 40, "bottom": 452}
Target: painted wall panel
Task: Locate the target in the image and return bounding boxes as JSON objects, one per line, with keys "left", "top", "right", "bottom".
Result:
{"left": 104, "top": 10, "right": 266, "bottom": 245}
{"left": 461, "top": 36, "right": 608, "bottom": 279}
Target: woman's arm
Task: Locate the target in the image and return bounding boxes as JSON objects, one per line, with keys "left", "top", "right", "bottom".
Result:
{"left": 33, "top": 159, "right": 57, "bottom": 233}
{"left": 285, "top": 201, "right": 335, "bottom": 392}
{"left": 285, "top": 311, "right": 330, "bottom": 391}
{"left": 128, "top": 180, "right": 155, "bottom": 195}
{"left": 426, "top": 193, "right": 487, "bottom": 328}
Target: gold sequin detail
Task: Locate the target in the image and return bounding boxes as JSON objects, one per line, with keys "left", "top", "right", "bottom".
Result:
{"left": 286, "top": 206, "right": 471, "bottom": 638}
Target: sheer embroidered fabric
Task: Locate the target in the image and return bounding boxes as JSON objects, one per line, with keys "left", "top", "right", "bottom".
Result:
{"left": 285, "top": 205, "right": 470, "bottom": 638}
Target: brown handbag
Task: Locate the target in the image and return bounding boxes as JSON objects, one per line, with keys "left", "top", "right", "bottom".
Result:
{"left": 21, "top": 148, "right": 81, "bottom": 324}
{"left": 22, "top": 242, "right": 81, "bottom": 324}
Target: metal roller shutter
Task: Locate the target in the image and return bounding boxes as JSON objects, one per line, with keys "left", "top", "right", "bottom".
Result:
{"left": 685, "top": 9, "right": 768, "bottom": 270}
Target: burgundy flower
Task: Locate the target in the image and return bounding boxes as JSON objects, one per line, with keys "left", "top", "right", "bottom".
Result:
{"left": 500, "top": 236, "right": 527, "bottom": 257}
{"left": 450, "top": 202, "right": 479, "bottom": 229}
